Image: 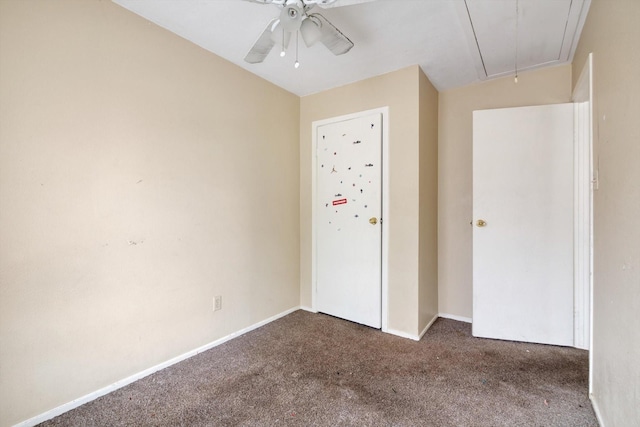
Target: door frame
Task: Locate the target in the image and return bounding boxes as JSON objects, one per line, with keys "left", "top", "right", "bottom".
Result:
{"left": 572, "top": 53, "right": 594, "bottom": 389}
{"left": 471, "top": 58, "right": 594, "bottom": 350}
{"left": 311, "top": 107, "right": 390, "bottom": 332}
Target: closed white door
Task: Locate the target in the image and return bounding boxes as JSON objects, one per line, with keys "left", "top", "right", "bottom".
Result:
{"left": 473, "top": 104, "right": 574, "bottom": 346}
{"left": 316, "top": 113, "right": 382, "bottom": 328}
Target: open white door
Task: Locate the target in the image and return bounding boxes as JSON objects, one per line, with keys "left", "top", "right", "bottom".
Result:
{"left": 473, "top": 104, "right": 574, "bottom": 346}
{"left": 315, "top": 113, "right": 382, "bottom": 328}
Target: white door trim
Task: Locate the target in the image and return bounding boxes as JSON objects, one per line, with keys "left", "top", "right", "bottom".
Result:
{"left": 573, "top": 98, "right": 592, "bottom": 351}
{"left": 311, "top": 107, "right": 390, "bottom": 332}
{"left": 572, "top": 52, "right": 594, "bottom": 387}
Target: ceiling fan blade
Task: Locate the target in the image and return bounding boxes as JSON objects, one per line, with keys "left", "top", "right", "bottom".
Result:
{"left": 244, "top": 18, "right": 279, "bottom": 64}
{"left": 309, "top": 13, "right": 354, "bottom": 56}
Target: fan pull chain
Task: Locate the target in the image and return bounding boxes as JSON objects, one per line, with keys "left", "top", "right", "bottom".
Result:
{"left": 280, "top": 27, "right": 286, "bottom": 57}
{"left": 514, "top": 0, "right": 519, "bottom": 83}
{"left": 294, "top": 31, "right": 300, "bottom": 68}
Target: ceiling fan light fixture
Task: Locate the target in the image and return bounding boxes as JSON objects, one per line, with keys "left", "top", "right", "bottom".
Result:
{"left": 300, "top": 17, "right": 322, "bottom": 47}
{"left": 269, "top": 21, "right": 282, "bottom": 43}
{"left": 244, "top": 1, "right": 354, "bottom": 65}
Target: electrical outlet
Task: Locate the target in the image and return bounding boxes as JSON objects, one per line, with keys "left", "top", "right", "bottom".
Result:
{"left": 214, "top": 295, "right": 222, "bottom": 312}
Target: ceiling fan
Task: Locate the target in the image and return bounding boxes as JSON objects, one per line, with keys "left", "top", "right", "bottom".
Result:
{"left": 244, "top": 0, "right": 370, "bottom": 65}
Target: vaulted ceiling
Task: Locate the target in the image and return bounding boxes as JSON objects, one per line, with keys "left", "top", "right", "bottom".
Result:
{"left": 112, "top": 0, "right": 591, "bottom": 96}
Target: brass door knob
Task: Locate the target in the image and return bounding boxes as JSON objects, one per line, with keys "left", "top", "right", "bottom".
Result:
{"left": 369, "top": 217, "right": 378, "bottom": 225}
{"left": 476, "top": 219, "right": 487, "bottom": 227}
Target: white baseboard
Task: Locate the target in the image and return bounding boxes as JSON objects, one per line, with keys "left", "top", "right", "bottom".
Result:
{"left": 385, "top": 328, "right": 420, "bottom": 341}
{"left": 306, "top": 308, "right": 426, "bottom": 341}
{"left": 387, "top": 314, "right": 468, "bottom": 341}
{"left": 15, "top": 306, "right": 301, "bottom": 427}
{"left": 418, "top": 314, "right": 439, "bottom": 340}
{"left": 590, "top": 394, "right": 605, "bottom": 427}
{"left": 438, "top": 313, "right": 472, "bottom": 323}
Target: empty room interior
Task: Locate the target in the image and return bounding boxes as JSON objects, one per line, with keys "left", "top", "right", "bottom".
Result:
{"left": 0, "top": 0, "right": 638, "bottom": 426}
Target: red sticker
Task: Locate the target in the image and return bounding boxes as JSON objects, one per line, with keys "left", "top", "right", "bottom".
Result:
{"left": 332, "top": 198, "right": 347, "bottom": 206}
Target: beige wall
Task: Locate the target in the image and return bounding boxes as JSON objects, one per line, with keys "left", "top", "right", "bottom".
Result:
{"left": 572, "top": 1, "right": 640, "bottom": 425}
{"left": 0, "top": 1, "right": 300, "bottom": 425}
{"left": 7, "top": 0, "right": 631, "bottom": 425}
{"left": 300, "top": 66, "right": 438, "bottom": 337}
{"left": 418, "top": 71, "right": 439, "bottom": 331}
{"left": 437, "top": 65, "right": 573, "bottom": 319}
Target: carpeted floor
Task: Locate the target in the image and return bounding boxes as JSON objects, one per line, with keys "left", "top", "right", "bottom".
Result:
{"left": 40, "top": 310, "right": 597, "bottom": 426}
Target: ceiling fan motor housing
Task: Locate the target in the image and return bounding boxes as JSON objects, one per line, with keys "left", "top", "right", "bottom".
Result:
{"left": 281, "top": 2, "right": 304, "bottom": 31}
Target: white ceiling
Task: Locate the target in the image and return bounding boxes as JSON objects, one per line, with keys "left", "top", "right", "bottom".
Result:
{"left": 112, "top": 0, "right": 591, "bottom": 96}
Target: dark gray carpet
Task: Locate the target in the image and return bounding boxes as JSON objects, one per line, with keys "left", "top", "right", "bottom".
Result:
{"left": 40, "top": 310, "right": 596, "bottom": 426}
